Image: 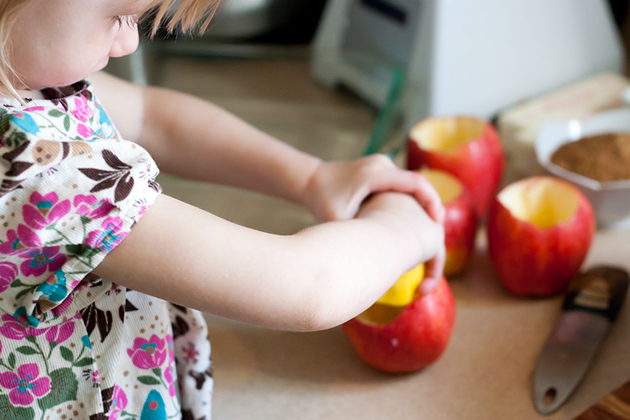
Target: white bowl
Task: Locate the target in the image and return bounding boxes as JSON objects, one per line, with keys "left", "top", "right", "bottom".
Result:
{"left": 535, "top": 108, "right": 630, "bottom": 229}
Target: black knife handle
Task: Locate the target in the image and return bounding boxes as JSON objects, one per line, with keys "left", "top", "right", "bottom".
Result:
{"left": 562, "top": 266, "right": 629, "bottom": 322}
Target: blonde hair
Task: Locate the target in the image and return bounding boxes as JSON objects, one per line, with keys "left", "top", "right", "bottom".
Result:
{"left": 0, "top": 0, "right": 220, "bottom": 103}
{"left": 148, "top": 0, "right": 220, "bottom": 37}
{"left": 0, "top": 0, "right": 32, "bottom": 102}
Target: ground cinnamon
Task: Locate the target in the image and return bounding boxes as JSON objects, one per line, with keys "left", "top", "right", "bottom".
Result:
{"left": 550, "top": 133, "right": 630, "bottom": 182}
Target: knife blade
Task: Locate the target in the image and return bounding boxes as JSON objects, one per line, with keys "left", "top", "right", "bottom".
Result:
{"left": 533, "top": 265, "right": 629, "bottom": 415}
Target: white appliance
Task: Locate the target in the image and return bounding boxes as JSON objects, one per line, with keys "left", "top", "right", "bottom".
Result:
{"left": 311, "top": 0, "right": 626, "bottom": 133}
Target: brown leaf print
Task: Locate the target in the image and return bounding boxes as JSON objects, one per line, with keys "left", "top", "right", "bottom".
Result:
{"left": 79, "top": 149, "right": 135, "bottom": 202}
{"left": 102, "top": 149, "right": 132, "bottom": 171}
{"left": 80, "top": 302, "right": 114, "bottom": 343}
{"left": 182, "top": 410, "right": 206, "bottom": 420}
{"left": 189, "top": 367, "right": 213, "bottom": 390}
{"left": 99, "top": 385, "right": 115, "bottom": 414}
{"left": 2, "top": 139, "right": 30, "bottom": 162}
{"left": 0, "top": 179, "right": 24, "bottom": 198}
{"left": 172, "top": 315, "right": 190, "bottom": 340}
{"left": 118, "top": 298, "right": 138, "bottom": 322}
{"left": 5, "top": 161, "right": 33, "bottom": 177}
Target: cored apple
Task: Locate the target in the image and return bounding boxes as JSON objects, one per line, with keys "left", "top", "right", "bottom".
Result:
{"left": 407, "top": 116, "right": 504, "bottom": 216}
{"left": 376, "top": 264, "right": 424, "bottom": 306}
{"left": 420, "top": 168, "right": 477, "bottom": 277}
{"left": 487, "top": 176, "right": 595, "bottom": 296}
{"left": 342, "top": 276, "right": 456, "bottom": 373}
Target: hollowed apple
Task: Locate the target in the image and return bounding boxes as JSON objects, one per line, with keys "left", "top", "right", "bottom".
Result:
{"left": 407, "top": 116, "right": 504, "bottom": 216}
{"left": 376, "top": 264, "right": 424, "bottom": 307}
{"left": 420, "top": 169, "right": 477, "bottom": 277}
{"left": 342, "top": 274, "right": 456, "bottom": 373}
{"left": 487, "top": 176, "right": 595, "bottom": 296}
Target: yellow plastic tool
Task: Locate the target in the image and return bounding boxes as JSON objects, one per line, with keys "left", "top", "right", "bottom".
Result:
{"left": 376, "top": 264, "right": 425, "bottom": 307}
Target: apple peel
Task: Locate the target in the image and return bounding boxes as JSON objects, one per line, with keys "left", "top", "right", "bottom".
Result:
{"left": 421, "top": 168, "right": 478, "bottom": 277}
{"left": 343, "top": 277, "right": 456, "bottom": 373}
{"left": 488, "top": 176, "right": 596, "bottom": 296}
{"left": 407, "top": 116, "right": 504, "bottom": 216}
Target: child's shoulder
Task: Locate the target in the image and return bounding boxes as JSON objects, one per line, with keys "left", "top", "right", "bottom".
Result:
{"left": 0, "top": 80, "right": 115, "bottom": 144}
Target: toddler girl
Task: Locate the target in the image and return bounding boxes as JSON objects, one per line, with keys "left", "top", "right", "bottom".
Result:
{"left": 0, "top": 0, "right": 445, "bottom": 418}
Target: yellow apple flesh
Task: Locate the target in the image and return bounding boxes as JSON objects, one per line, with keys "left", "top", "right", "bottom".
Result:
{"left": 376, "top": 264, "right": 424, "bottom": 307}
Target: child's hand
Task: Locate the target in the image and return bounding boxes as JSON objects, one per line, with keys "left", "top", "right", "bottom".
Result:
{"left": 358, "top": 192, "right": 446, "bottom": 295}
{"left": 304, "top": 155, "right": 445, "bottom": 224}
{"left": 303, "top": 155, "right": 446, "bottom": 293}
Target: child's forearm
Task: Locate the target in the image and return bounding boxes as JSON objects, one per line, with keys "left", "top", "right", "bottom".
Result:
{"left": 139, "top": 85, "right": 322, "bottom": 207}
{"left": 93, "top": 193, "right": 436, "bottom": 331}
{"left": 289, "top": 195, "right": 432, "bottom": 328}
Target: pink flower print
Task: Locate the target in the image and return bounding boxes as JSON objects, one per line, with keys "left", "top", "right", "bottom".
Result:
{"left": 44, "top": 320, "right": 75, "bottom": 344}
{"left": 16, "top": 246, "right": 66, "bottom": 277}
{"left": 182, "top": 342, "right": 199, "bottom": 364}
{"left": 77, "top": 123, "right": 94, "bottom": 139}
{"left": 71, "top": 95, "right": 93, "bottom": 122}
{"left": 110, "top": 385, "right": 128, "bottom": 420}
{"left": 138, "top": 204, "right": 149, "bottom": 217}
{"left": 0, "top": 225, "right": 42, "bottom": 255}
{"left": 74, "top": 195, "right": 115, "bottom": 220}
{"left": 51, "top": 293, "right": 74, "bottom": 316}
{"left": 0, "top": 314, "right": 47, "bottom": 340}
{"left": 22, "top": 191, "right": 70, "bottom": 230}
{"left": 164, "top": 366, "right": 176, "bottom": 397}
{"left": 127, "top": 335, "right": 167, "bottom": 370}
{"left": 23, "top": 106, "right": 45, "bottom": 112}
{"left": 0, "top": 363, "right": 50, "bottom": 405}
{"left": 0, "top": 261, "right": 18, "bottom": 294}
{"left": 86, "top": 217, "right": 126, "bottom": 253}
{"left": 91, "top": 370, "right": 100, "bottom": 387}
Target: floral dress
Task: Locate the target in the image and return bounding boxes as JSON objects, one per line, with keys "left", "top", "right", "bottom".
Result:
{"left": 0, "top": 81, "right": 213, "bottom": 420}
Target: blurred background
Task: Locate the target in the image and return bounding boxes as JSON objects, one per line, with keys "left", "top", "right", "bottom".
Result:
{"left": 104, "top": 0, "right": 630, "bottom": 234}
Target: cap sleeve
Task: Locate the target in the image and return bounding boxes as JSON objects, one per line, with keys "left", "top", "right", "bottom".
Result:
{"left": 0, "top": 102, "right": 161, "bottom": 327}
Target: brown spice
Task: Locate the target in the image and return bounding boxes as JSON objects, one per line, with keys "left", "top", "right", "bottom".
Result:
{"left": 550, "top": 133, "right": 630, "bottom": 182}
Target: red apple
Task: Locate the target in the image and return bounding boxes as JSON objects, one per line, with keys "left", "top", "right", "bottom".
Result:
{"left": 407, "top": 116, "right": 504, "bottom": 216}
{"left": 487, "top": 176, "right": 595, "bottom": 296}
{"left": 420, "top": 168, "right": 477, "bottom": 277}
{"left": 342, "top": 277, "right": 456, "bottom": 373}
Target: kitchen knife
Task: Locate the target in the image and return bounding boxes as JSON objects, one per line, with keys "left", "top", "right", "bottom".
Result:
{"left": 533, "top": 265, "right": 629, "bottom": 415}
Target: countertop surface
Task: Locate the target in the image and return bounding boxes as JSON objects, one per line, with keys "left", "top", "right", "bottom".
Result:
{"left": 204, "top": 227, "right": 630, "bottom": 420}
{"left": 132, "top": 55, "right": 630, "bottom": 420}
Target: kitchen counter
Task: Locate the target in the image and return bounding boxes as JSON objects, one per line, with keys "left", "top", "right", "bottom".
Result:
{"left": 203, "top": 227, "right": 630, "bottom": 420}
{"left": 141, "top": 55, "right": 630, "bottom": 420}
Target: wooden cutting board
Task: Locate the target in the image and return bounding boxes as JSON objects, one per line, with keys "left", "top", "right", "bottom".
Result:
{"left": 574, "top": 381, "right": 630, "bottom": 419}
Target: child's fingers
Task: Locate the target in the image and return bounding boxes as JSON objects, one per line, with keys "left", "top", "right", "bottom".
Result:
{"left": 411, "top": 173, "right": 445, "bottom": 223}
{"left": 367, "top": 167, "right": 445, "bottom": 223}
{"left": 420, "top": 247, "right": 446, "bottom": 295}
{"left": 420, "top": 276, "right": 440, "bottom": 296}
